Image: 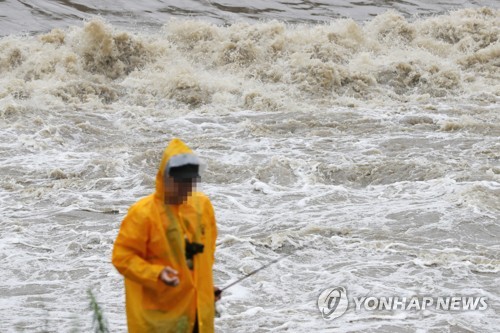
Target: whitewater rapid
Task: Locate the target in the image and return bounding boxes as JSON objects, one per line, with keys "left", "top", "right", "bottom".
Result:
{"left": 0, "top": 5, "right": 499, "bottom": 332}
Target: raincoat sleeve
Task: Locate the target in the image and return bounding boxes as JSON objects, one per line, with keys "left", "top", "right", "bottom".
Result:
{"left": 112, "top": 205, "right": 164, "bottom": 289}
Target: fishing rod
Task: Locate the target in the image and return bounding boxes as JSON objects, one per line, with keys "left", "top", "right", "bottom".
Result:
{"left": 215, "top": 241, "right": 312, "bottom": 297}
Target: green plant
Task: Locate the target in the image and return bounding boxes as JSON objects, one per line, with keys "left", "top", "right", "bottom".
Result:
{"left": 87, "top": 289, "right": 110, "bottom": 333}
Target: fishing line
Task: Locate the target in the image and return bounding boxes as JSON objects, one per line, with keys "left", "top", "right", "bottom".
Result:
{"left": 215, "top": 239, "right": 316, "bottom": 297}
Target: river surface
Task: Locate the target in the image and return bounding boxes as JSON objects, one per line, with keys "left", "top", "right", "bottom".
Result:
{"left": 0, "top": 1, "right": 499, "bottom": 332}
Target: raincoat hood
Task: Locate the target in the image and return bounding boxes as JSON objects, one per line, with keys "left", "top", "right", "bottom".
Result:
{"left": 155, "top": 138, "right": 196, "bottom": 200}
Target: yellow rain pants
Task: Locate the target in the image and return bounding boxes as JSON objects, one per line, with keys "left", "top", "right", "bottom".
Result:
{"left": 112, "top": 138, "right": 217, "bottom": 333}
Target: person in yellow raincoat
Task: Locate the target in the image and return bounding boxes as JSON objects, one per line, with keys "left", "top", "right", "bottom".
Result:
{"left": 112, "top": 138, "right": 219, "bottom": 333}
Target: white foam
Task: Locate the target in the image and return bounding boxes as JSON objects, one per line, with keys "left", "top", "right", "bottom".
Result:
{"left": 0, "top": 8, "right": 499, "bottom": 332}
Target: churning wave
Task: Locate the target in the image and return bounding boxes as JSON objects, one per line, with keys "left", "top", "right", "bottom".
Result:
{"left": 1, "top": 8, "right": 498, "bottom": 117}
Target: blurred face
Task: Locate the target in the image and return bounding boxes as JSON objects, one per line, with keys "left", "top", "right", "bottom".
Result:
{"left": 164, "top": 176, "right": 197, "bottom": 205}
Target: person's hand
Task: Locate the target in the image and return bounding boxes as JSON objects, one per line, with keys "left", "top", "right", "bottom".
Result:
{"left": 159, "top": 266, "right": 179, "bottom": 286}
{"left": 214, "top": 286, "right": 221, "bottom": 302}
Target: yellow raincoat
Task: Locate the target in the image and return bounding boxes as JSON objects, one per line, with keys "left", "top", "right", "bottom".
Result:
{"left": 112, "top": 138, "right": 217, "bottom": 333}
